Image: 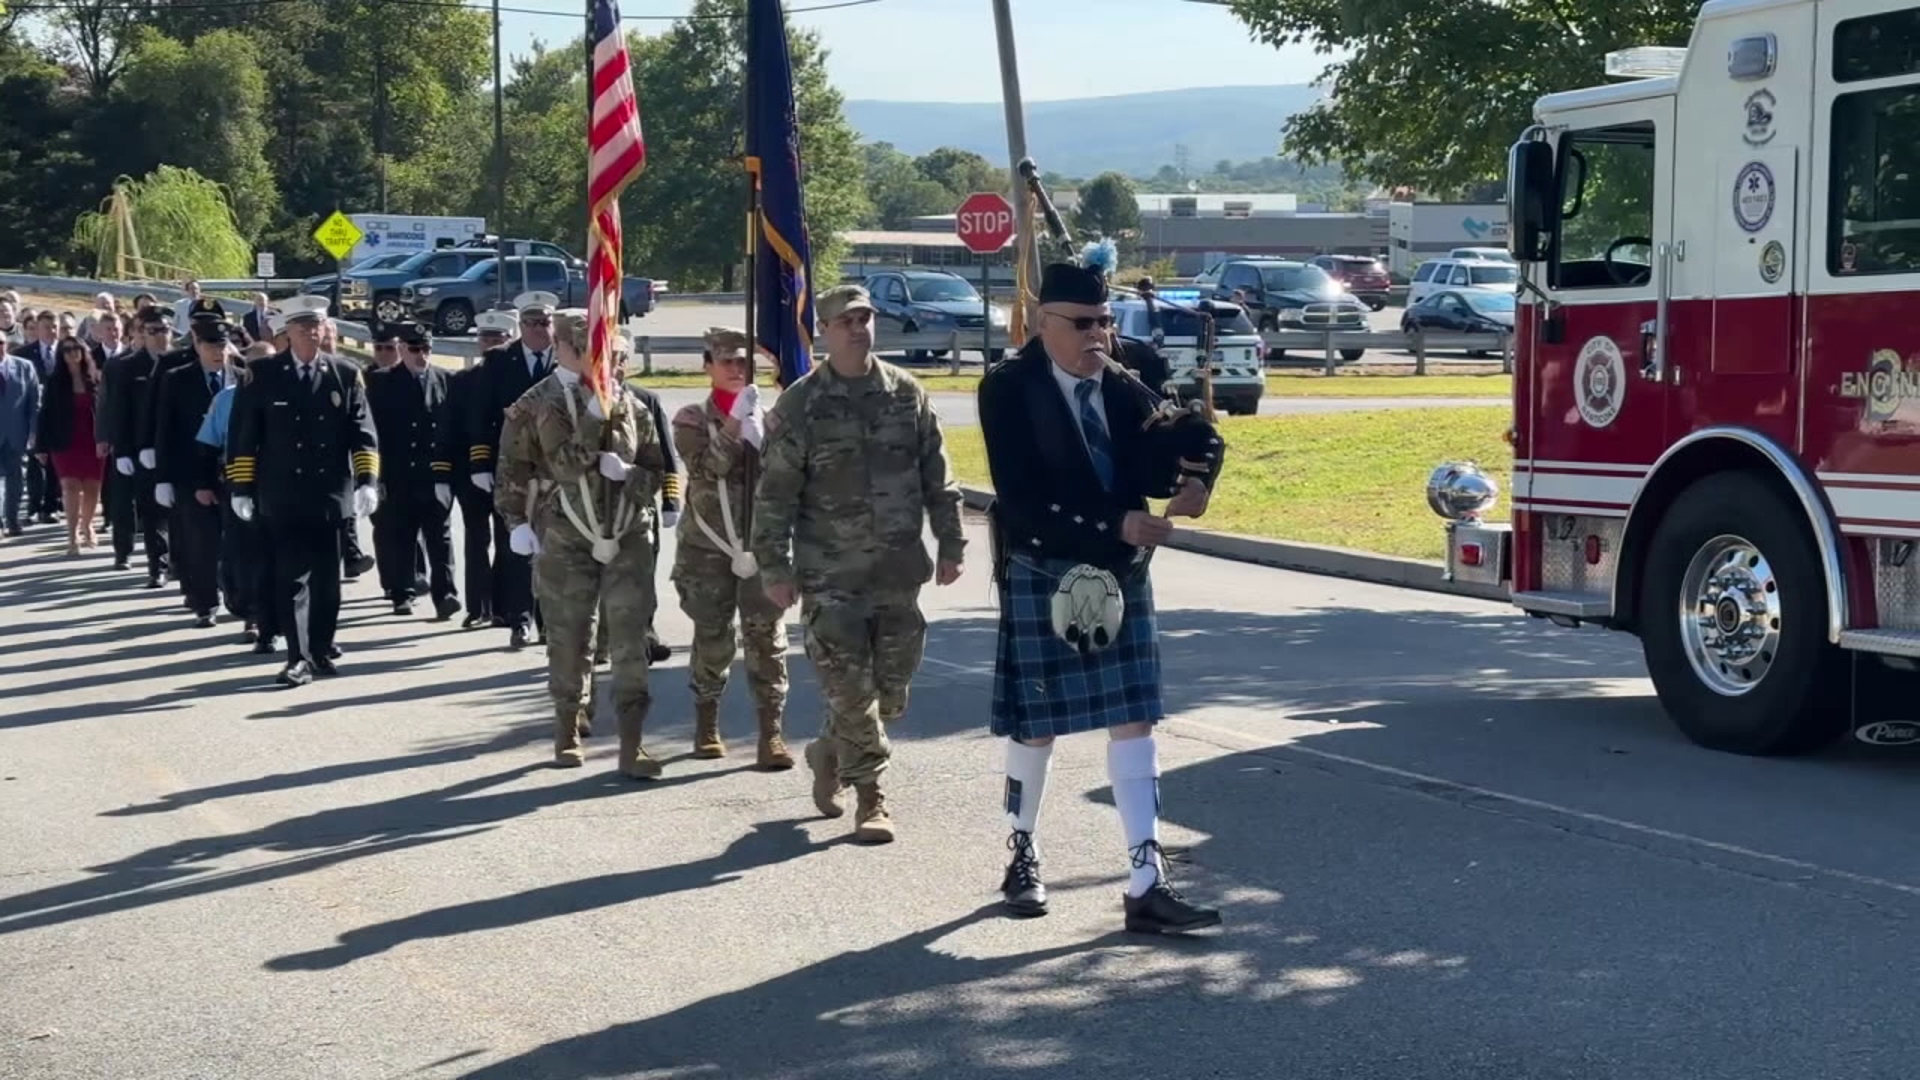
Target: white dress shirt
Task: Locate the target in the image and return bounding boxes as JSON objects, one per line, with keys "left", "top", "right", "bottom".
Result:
{"left": 1049, "top": 357, "right": 1108, "bottom": 456}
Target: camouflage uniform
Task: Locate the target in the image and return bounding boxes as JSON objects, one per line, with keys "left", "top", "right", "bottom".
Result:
{"left": 750, "top": 303, "right": 967, "bottom": 841}
{"left": 671, "top": 340, "right": 793, "bottom": 769}
{"left": 494, "top": 314, "right": 669, "bottom": 777}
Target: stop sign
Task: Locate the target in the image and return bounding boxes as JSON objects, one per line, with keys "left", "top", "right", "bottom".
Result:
{"left": 954, "top": 191, "right": 1015, "bottom": 254}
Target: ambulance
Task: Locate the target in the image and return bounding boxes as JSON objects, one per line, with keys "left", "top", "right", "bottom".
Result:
{"left": 1429, "top": 0, "right": 1920, "bottom": 756}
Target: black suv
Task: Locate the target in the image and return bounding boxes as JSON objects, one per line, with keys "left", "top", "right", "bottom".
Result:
{"left": 1209, "top": 259, "right": 1370, "bottom": 362}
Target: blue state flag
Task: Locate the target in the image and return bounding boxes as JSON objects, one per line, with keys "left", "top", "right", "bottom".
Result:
{"left": 746, "top": 0, "right": 815, "bottom": 387}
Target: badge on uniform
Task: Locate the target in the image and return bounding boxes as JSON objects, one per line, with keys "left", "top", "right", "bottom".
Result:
{"left": 331, "top": 391, "right": 341, "bottom": 407}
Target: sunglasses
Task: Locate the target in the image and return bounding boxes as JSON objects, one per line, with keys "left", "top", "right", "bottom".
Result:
{"left": 405, "top": 342, "right": 429, "bottom": 353}
{"left": 1046, "top": 311, "right": 1113, "bottom": 332}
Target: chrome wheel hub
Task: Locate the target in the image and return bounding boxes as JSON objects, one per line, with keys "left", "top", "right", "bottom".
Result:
{"left": 1679, "top": 535, "right": 1782, "bottom": 696}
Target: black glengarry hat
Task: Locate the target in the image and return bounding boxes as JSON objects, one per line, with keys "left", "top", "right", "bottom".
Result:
{"left": 1039, "top": 261, "right": 1108, "bottom": 306}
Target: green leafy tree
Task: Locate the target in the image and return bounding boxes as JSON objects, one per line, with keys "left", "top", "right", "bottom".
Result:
{"left": 1223, "top": 0, "right": 1697, "bottom": 189}
{"left": 114, "top": 28, "right": 278, "bottom": 240}
{"left": 1074, "top": 171, "right": 1141, "bottom": 241}
{"left": 861, "top": 142, "right": 956, "bottom": 228}
{"left": 74, "top": 166, "right": 253, "bottom": 280}
{"left": 914, "top": 146, "right": 1005, "bottom": 199}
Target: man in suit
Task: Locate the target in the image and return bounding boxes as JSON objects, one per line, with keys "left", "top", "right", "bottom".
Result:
{"left": 0, "top": 346, "right": 40, "bottom": 537}
{"left": 142, "top": 297, "right": 225, "bottom": 601}
{"left": 104, "top": 308, "right": 173, "bottom": 582}
{"left": 226, "top": 294, "right": 382, "bottom": 688}
{"left": 976, "top": 259, "right": 1223, "bottom": 935}
{"left": 369, "top": 320, "right": 459, "bottom": 620}
{"left": 442, "top": 310, "right": 516, "bottom": 628}
{"left": 243, "top": 293, "right": 272, "bottom": 344}
{"left": 466, "top": 291, "right": 559, "bottom": 649}
{"left": 153, "top": 313, "right": 238, "bottom": 628}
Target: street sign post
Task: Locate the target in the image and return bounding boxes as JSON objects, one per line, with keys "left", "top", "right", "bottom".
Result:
{"left": 955, "top": 191, "right": 1015, "bottom": 364}
{"left": 313, "top": 211, "right": 364, "bottom": 320}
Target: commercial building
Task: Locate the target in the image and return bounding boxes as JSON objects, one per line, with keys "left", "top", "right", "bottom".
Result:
{"left": 1386, "top": 202, "right": 1509, "bottom": 277}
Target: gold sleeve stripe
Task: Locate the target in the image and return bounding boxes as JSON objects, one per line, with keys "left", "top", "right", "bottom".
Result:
{"left": 662, "top": 473, "right": 682, "bottom": 497}
{"left": 431, "top": 462, "right": 453, "bottom": 472}
{"left": 470, "top": 446, "right": 492, "bottom": 460}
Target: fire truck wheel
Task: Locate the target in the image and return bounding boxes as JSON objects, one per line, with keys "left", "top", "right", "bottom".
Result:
{"left": 1639, "top": 471, "right": 1848, "bottom": 755}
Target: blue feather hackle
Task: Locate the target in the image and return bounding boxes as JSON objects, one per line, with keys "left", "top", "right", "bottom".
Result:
{"left": 1079, "top": 238, "right": 1120, "bottom": 276}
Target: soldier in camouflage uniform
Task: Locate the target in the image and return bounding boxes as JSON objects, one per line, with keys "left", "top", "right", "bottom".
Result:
{"left": 494, "top": 309, "right": 669, "bottom": 777}
{"left": 671, "top": 327, "right": 793, "bottom": 770}
{"left": 750, "top": 285, "right": 967, "bottom": 844}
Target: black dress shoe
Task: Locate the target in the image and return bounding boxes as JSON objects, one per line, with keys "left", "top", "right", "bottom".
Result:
{"left": 253, "top": 636, "right": 278, "bottom": 655}
{"left": 462, "top": 613, "right": 487, "bottom": 629}
{"left": 277, "top": 660, "right": 314, "bottom": 687}
{"left": 1122, "top": 842, "right": 1221, "bottom": 935}
{"left": 145, "top": 575, "right": 163, "bottom": 589}
{"left": 239, "top": 623, "right": 259, "bottom": 644}
{"left": 112, "top": 557, "right": 128, "bottom": 570}
{"left": 393, "top": 600, "right": 414, "bottom": 617}
{"left": 311, "top": 656, "right": 339, "bottom": 677}
{"left": 193, "top": 612, "right": 216, "bottom": 629}
{"left": 433, "top": 596, "right": 460, "bottom": 621}
{"left": 324, "top": 644, "right": 343, "bottom": 660}
{"left": 510, "top": 624, "right": 531, "bottom": 650}
{"left": 345, "top": 554, "right": 376, "bottom": 578}
{"left": 1000, "top": 830, "right": 1048, "bottom": 918}
{"left": 647, "top": 640, "right": 671, "bottom": 664}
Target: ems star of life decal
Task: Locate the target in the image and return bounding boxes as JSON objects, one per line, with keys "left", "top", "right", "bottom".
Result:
{"left": 1575, "top": 336, "right": 1625, "bottom": 429}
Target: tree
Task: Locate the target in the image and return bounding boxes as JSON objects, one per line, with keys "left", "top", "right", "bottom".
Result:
{"left": 115, "top": 28, "right": 278, "bottom": 240}
{"left": 1224, "top": 0, "right": 1697, "bottom": 190}
{"left": 1074, "top": 171, "right": 1141, "bottom": 241}
{"left": 861, "top": 142, "right": 953, "bottom": 228}
{"left": 914, "top": 146, "right": 1004, "bottom": 199}
{"left": 73, "top": 166, "right": 253, "bottom": 280}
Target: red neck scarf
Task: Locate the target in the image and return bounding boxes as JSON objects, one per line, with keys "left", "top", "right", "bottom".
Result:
{"left": 712, "top": 387, "right": 740, "bottom": 417}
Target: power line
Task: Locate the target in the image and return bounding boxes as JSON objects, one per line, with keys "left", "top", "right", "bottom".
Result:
{"left": 6, "top": 0, "right": 883, "bottom": 19}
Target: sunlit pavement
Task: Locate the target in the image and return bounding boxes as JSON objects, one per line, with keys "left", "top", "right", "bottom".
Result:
{"left": 5, "top": 511, "right": 1918, "bottom": 1079}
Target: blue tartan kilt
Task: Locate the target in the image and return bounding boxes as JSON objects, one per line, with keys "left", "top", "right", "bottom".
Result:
{"left": 990, "top": 554, "right": 1165, "bottom": 741}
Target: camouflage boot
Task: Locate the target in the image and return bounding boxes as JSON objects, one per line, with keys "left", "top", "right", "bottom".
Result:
{"left": 618, "top": 710, "right": 662, "bottom": 780}
{"left": 755, "top": 706, "right": 795, "bottom": 771}
{"left": 692, "top": 701, "right": 726, "bottom": 759}
{"left": 853, "top": 782, "right": 895, "bottom": 845}
{"left": 553, "top": 708, "right": 586, "bottom": 768}
{"left": 804, "top": 738, "right": 845, "bottom": 818}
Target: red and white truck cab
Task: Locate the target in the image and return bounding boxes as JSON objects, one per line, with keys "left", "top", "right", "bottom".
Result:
{"left": 1432, "top": 0, "right": 1920, "bottom": 755}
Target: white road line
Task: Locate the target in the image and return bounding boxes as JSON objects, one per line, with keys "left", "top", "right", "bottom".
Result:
{"left": 1171, "top": 715, "right": 1920, "bottom": 902}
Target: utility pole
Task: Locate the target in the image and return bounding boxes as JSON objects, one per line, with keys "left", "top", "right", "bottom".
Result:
{"left": 991, "top": 0, "right": 1040, "bottom": 314}
{"left": 493, "top": 0, "right": 507, "bottom": 308}
{"left": 375, "top": 22, "right": 389, "bottom": 211}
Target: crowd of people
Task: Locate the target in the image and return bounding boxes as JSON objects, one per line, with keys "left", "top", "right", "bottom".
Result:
{"left": 1, "top": 254, "right": 1227, "bottom": 935}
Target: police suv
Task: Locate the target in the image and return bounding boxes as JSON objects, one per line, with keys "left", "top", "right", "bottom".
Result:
{"left": 1112, "top": 292, "right": 1265, "bottom": 416}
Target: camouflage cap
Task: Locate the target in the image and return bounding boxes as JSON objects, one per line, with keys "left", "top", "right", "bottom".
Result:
{"left": 550, "top": 308, "right": 591, "bottom": 353}
{"left": 703, "top": 325, "right": 749, "bottom": 359}
{"left": 816, "top": 284, "right": 874, "bottom": 323}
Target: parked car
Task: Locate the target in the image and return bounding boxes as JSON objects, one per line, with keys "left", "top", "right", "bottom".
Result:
{"left": 1206, "top": 258, "right": 1370, "bottom": 362}
{"left": 1447, "top": 246, "right": 1516, "bottom": 264}
{"left": 403, "top": 256, "right": 585, "bottom": 335}
{"left": 1405, "top": 257, "right": 1519, "bottom": 307}
{"left": 1192, "top": 254, "right": 1289, "bottom": 289}
{"left": 861, "top": 269, "right": 1008, "bottom": 363}
{"left": 1308, "top": 254, "right": 1393, "bottom": 310}
{"left": 322, "top": 247, "right": 498, "bottom": 326}
{"left": 301, "top": 251, "right": 412, "bottom": 301}
{"left": 1400, "top": 289, "right": 1514, "bottom": 357}
{"left": 1112, "top": 297, "right": 1265, "bottom": 416}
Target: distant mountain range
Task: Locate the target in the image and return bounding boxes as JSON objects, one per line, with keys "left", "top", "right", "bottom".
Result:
{"left": 842, "top": 85, "right": 1326, "bottom": 180}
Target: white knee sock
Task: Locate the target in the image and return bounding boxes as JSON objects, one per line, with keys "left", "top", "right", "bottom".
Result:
{"left": 1005, "top": 740, "right": 1053, "bottom": 859}
{"left": 1107, "top": 735, "right": 1161, "bottom": 898}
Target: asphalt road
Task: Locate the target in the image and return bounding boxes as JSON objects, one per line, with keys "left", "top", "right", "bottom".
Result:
{"left": 9, "top": 513, "right": 1918, "bottom": 1079}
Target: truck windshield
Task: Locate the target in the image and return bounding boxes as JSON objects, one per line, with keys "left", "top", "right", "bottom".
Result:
{"left": 1260, "top": 265, "right": 1336, "bottom": 294}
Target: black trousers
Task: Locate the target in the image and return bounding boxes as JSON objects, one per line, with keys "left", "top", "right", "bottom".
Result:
{"left": 223, "top": 508, "right": 279, "bottom": 639}
{"left": 26, "top": 455, "right": 59, "bottom": 517}
{"left": 132, "top": 467, "right": 169, "bottom": 579}
{"left": 490, "top": 512, "right": 536, "bottom": 631}
{"left": 175, "top": 497, "right": 222, "bottom": 616}
{"left": 107, "top": 465, "right": 138, "bottom": 561}
{"left": 373, "top": 492, "right": 454, "bottom": 604}
{"left": 340, "top": 517, "right": 368, "bottom": 572}
{"left": 457, "top": 486, "right": 493, "bottom": 618}
{"left": 269, "top": 515, "right": 342, "bottom": 665}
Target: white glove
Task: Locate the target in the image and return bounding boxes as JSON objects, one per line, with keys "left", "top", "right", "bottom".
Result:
{"left": 435, "top": 483, "right": 452, "bottom": 509}
{"left": 153, "top": 482, "right": 175, "bottom": 508}
{"left": 353, "top": 484, "right": 379, "bottom": 517}
{"left": 471, "top": 473, "right": 494, "bottom": 493}
{"left": 115, "top": 457, "right": 134, "bottom": 477}
{"left": 661, "top": 508, "right": 680, "bottom": 529}
{"left": 231, "top": 495, "right": 254, "bottom": 522}
{"left": 730, "top": 384, "right": 760, "bottom": 419}
{"left": 587, "top": 395, "right": 605, "bottom": 420}
{"left": 138, "top": 448, "right": 156, "bottom": 470}
{"left": 509, "top": 523, "right": 541, "bottom": 556}
{"left": 598, "top": 452, "right": 631, "bottom": 481}
{"left": 738, "top": 410, "right": 765, "bottom": 451}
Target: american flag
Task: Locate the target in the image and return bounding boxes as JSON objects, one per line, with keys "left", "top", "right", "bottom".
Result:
{"left": 586, "top": 0, "right": 645, "bottom": 410}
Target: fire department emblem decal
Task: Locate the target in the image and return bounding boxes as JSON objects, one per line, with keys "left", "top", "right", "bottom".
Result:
{"left": 1733, "top": 161, "right": 1775, "bottom": 233}
{"left": 1574, "top": 336, "right": 1626, "bottom": 429}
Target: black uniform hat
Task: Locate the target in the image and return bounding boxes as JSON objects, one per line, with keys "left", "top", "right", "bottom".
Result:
{"left": 190, "top": 319, "right": 230, "bottom": 344}
{"left": 188, "top": 297, "right": 228, "bottom": 322}
{"left": 1039, "top": 261, "right": 1108, "bottom": 306}
{"left": 393, "top": 321, "right": 429, "bottom": 345}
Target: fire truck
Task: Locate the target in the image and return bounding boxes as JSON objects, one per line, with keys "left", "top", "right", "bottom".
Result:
{"left": 1428, "top": 0, "right": 1920, "bottom": 756}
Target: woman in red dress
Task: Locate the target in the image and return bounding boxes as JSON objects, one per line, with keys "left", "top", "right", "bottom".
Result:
{"left": 35, "top": 335, "right": 105, "bottom": 554}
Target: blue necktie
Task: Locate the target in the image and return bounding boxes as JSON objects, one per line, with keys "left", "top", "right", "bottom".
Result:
{"left": 1075, "top": 379, "right": 1115, "bottom": 491}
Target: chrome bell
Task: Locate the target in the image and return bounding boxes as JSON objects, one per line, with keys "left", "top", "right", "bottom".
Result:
{"left": 1426, "top": 461, "right": 1500, "bottom": 521}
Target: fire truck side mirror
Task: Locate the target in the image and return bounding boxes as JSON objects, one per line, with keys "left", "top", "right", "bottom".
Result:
{"left": 1507, "top": 138, "right": 1556, "bottom": 263}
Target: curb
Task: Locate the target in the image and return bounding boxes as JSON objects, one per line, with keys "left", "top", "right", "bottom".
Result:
{"left": 957, "top": 487, "right": 1508, "bottom": 604}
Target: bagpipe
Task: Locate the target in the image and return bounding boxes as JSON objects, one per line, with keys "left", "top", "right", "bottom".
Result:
{"left": 1014, "top": 158, "right": 1228, "bottom": 501}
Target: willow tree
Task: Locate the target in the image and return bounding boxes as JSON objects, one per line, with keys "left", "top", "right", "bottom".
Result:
{"left": 73, "top": 166, "right": 253, "bottom": 281}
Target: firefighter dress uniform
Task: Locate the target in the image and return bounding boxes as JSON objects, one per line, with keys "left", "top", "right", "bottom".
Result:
{"left": 226, "top": 294, "right": 382, "bottom": 688}
{"left": 368, "top": 320, "right": 460, "bottom": 620}
{"left": 441, "top": 309, "right": 518, "bottom": 628}
{"left": 466, "top": 292, "right": 560, "bottom": 649}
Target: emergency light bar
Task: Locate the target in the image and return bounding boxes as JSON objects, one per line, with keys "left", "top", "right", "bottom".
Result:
{"left": 1605, "top": 46, "right": 1687, "bottom": 79}
{"left": 1154, "top": 289, "right": 1204, "bottom": 304}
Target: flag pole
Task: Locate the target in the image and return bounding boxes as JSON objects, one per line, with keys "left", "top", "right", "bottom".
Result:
{"left": 742, "top": 1, "right": 759, "bottom": 388}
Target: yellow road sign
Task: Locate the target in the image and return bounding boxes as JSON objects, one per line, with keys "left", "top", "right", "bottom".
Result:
{"left": 312, "top": 210, "right": 364, "bottom": 262}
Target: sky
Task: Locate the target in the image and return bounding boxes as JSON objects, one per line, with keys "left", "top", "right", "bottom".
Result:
{"left": 501, "top": 0, "right": 1330, "bottom": 102}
